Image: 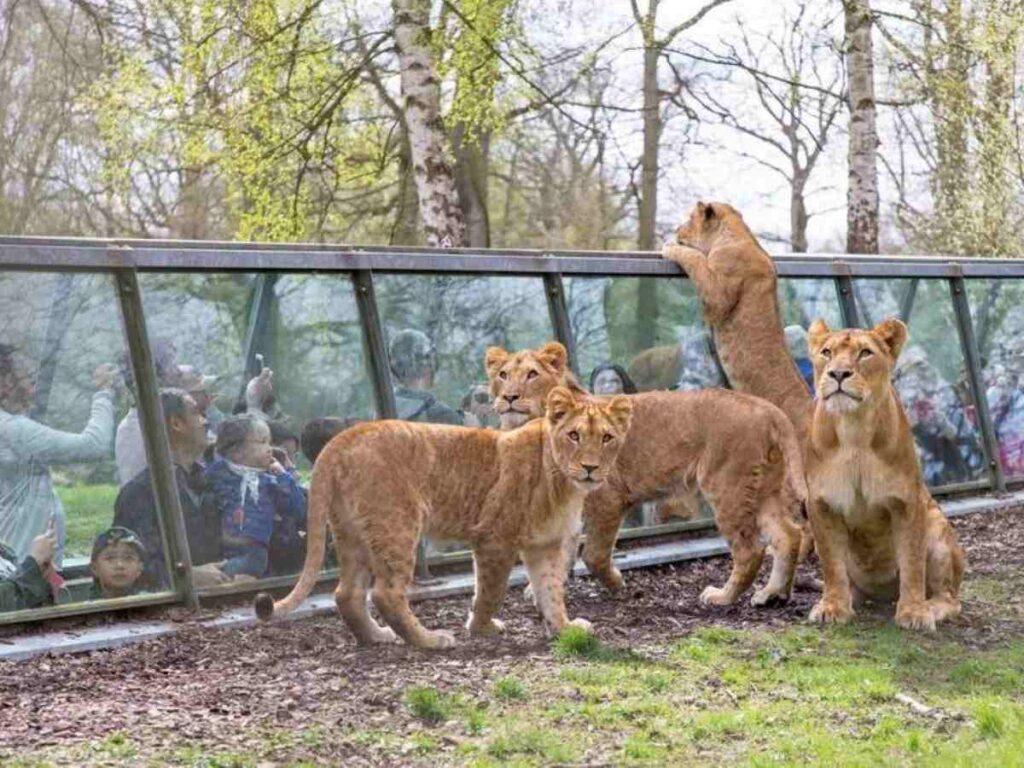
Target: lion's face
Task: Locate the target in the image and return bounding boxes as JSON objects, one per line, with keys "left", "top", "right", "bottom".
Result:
{"left": 544, "top": 386, "right": 632, "bottom": 490}
{"left": 486, "top": 342, "right": 568, "bottom": 428}
{"left": 808, "top": 318, "right": 908, "bottom": 415}
{"left": 674, "top": 201, "right": 739, "bottom": 252}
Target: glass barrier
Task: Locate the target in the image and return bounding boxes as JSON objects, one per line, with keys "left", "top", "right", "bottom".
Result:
{"left": 0, "top": 271, "right": 175, "bottom": 616}
{"left": 777, "top": 278, "right": 844, "bottom": 395}
{"left": 563, "top": 275, "right": 719, "bottom": 529}
{"left": 854, "top": 279, "right": 986, "bottom": 487}
{"left": 967, "top": 279, "right": 1024, "bottom": 479}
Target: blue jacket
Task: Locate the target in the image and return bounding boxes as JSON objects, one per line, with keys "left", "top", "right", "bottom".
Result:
{"left": 204, "top": 458, "right": 305, "bottom": 546}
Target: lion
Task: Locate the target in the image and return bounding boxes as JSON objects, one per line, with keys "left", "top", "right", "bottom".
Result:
{"left": 487, "top": 342, "right": 809, "bottom": 607}
{"left": 661, "top": 201, "right": 813, "bottom": 444}
{"left": 254, "top": 386, "right": 633, "bottom": 649}
{"left": 805, "top": 318, "right": 964, "bottom": 631}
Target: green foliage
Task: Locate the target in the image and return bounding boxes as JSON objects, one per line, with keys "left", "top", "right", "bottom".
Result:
{"left": 493, "top": 676, "right": 526, "bottom": 701}
{"left": 405, "top": 686, "right": 451, "bottom": 723}
{"left": 553, "top": 625, "right": 602, "bottom": 659}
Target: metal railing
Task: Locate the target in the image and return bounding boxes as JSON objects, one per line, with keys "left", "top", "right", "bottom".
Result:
{"left": 1, "top": 236, "right": 1021, "bottom": 625}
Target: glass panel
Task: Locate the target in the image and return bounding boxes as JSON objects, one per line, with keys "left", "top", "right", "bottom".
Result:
{"left": 0, "top": 271, "right": 173, "bottom": 615}
{"left": 967, "top": 279, "right": 1024, "bottom": 478}
{"left": 565, "top": 275, "right": 723, "bottom": 393}
{"left": 375, "top": 274, "right": 555, "bottom": 426}
{"left": 853, "top": 279, "right": 986, "bottom": 487}
{"left": 777, "top": 278, "right": 844, "bottom": 395}
{"left": 564, "top": 275, "right": 718, "bottom": 528}
{"left": 374, "top": 274, "right": 556, "bottom": 559}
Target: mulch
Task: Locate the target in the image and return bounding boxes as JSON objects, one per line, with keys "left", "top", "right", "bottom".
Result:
{"left": 1, "top": 506, "right": 1023, "bottom": 764}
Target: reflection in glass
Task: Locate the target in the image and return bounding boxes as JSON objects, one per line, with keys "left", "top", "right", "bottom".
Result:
{"left": 968, "top": 280, "right": 1024, "bottom": 477}
{"left": 777, "top": 279, "right": 844, "bottom": 394}
{"left": 0, "top": 272, "right": 172, "bottom": 612}
{"left": 854, "top": 279, "right": 986, "bottom": 487}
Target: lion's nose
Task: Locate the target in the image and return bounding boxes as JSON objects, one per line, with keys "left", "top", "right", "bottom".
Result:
{"left": 503, "top": 394, "right": 520, "bottom": 404}
{"left": 581, "top": 463, "right": 598, "bottom": 478}
{"left": 828, "top": 368, "right": 853, "bottom": 383}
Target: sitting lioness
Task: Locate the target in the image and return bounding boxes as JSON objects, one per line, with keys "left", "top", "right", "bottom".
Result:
{"left": 488, "top": 342, "right": 808, "bottom": 607}
{"left": 255, "top": 387, "right": 632, "bottom": 649}
{"left": 805, "top": 318, "right": 964, "bottom": 631}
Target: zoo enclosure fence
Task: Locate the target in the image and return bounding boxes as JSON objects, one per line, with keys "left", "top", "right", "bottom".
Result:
{"left": 0, "top": 237, "right": 1021, "bottom": 627}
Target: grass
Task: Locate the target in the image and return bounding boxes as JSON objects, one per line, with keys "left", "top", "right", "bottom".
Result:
{"left": 405, "top": 686, "right": 452, "bottom": 723}
{"left": 493, "top": 676, "right": 526, "bottom": 701}
{"left": 54, "top": 483, "right": 119, "bottom": 558}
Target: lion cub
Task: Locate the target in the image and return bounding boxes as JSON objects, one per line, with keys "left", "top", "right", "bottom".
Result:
{"left": 488, "top": 342, "right": 809, "bottom": 608}
{"left": 255, "top": 387, "right": 632, "bottom": 650}
{"left": 805, "top": 319, "right": 964, "bottom": 631}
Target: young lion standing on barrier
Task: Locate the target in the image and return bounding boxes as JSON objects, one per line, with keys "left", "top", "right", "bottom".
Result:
{"left": 255, "top": 387, "right": 632, "bottom": 649}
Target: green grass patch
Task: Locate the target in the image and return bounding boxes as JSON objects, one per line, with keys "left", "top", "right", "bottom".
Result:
{"left": 56, "top": 483, "right": 119, "bottom": 558}
{"left": 405, "top": 686, "right": 451, "bottom": 724}
{"left": 553, "top": 624, "right": 603, "bottom": 658}
{"left": 494, "top": 676, "right": 527, "bottom": 701}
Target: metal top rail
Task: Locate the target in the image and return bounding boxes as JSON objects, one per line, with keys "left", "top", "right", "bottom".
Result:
{"left": 2, "top": 237, "right": 1024, "bottom": 278}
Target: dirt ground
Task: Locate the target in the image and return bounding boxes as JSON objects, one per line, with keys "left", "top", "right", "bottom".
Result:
{"left": 2, "top": 505, "right": 1023, "bottom": 765}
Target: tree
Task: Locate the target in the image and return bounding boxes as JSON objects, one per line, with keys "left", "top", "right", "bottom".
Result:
{"left": 843, "top": 0, "right": 880, "bottom": 254}
{"left": 391, "top": 0, "right": 466, "bottom": 247}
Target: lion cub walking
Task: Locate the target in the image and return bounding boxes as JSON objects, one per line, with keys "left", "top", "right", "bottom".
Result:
{"left": 255, "top": 387, "right": 632, "bottom": 649}
{"left": 805, "top": 319, "right": 964, "bottom": 631}
{"left": 488, "top": 342, "right": 808, "bottom": 607}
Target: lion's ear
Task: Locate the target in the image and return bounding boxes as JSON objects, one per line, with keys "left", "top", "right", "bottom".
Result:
{"left": 872, "top": 318, "right": 908, "bottom": 360}
{"left": 536, "top": 341, "right": 567, "bottom": 374}
{"left": 485, "top": 347, "right": 509, "bottom": 379}
{"left": 546, "top": 386, "right": 578, "bottom": 425}
{"left": 807, "top": 319, "right": 832, "bottom": 354}
{"left": 605, "top": 395, "right": 633, "bottom": 434}
{"left": 697, "top": 201, "right": 716, "bottom": 222}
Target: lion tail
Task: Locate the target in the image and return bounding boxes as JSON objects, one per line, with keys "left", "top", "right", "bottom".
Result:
{"left": 771, "top": 412, "right": 808, "bottom": 510}
{"left": 254, "top": 455, "right": 332, "bottom": 622}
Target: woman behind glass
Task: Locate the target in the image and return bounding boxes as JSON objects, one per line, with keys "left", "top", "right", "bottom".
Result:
{"left": 0, "top": 344, "right": 116, "bottom": 567}
{"left": 589, "top": 362, "right": 638, "bottom": 396}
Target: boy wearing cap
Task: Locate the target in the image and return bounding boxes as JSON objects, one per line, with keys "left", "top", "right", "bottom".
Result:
{"left": 89, "top": 526, "right": 147, "bottom": 599}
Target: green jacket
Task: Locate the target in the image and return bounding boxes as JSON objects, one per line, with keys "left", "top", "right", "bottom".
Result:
{"left": 0, "top": 557, "right": 51, "bottom": 613}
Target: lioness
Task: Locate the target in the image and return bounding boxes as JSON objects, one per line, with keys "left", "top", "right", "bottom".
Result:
{"left": 661, "top": 201, "right": 812, "bottom": 444}
{"left": 805, "top": 318, "right": 964, "bottom": 631}
{"left": 488, "top": 342, "right": 808, "bottom": 607}
{"left": 255, "top": 387, "right": 632, "bottom": 649}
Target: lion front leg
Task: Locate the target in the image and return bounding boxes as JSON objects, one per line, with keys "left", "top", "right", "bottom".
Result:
{"left": 580, "top": 491, "right": 628, "bottom": 593}
{"left": 807, "top": 499, "right": 855, "bottom": 625}
{"left": 521, "top": 539, "right": 590, "bottom": 635}
{"left": 466, "top": 546, "right": 519, "bottom": 638}
{"left": 892, "top": 497, "right": 936, "bottom": 632}
{"left": 925, "top": 503, "right": 965, "bottom": 624}
{"left": 661, "top": 243, "right": 737, "bottom": 325}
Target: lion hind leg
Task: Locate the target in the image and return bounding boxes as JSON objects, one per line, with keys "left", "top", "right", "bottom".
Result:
{"left": 334, "top": 526, "right": 396, "bottom": 646}
{"left": 368, "top": 515, "right": 455, "bottom": 650}
{"left": 925, "top": 518, "right": 965, "bottom": 623}
{"left": 751, "top": 495, "right": 801, "bottom": 607}
{"left": 580, "top": 490, "right": 628, "bottom": 593}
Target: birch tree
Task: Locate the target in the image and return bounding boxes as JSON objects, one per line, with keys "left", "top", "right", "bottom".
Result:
{"left": 843, "top": 0, "right": 880, "bottom": 254}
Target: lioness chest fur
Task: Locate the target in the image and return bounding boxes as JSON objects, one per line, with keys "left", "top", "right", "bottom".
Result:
{"left": 255, "top": 386, "right": 632, "bottom": 650}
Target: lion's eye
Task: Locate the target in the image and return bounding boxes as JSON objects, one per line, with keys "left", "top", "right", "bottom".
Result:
{"left": 821, "top": 348, "right": 832, "bottom": 360}
{"left": 527, "top": 370, "right": 538, "bottom": 380}
{"left": 568, "top": 430, "right": 580, "bottom": 443}
{"left": 498, "top": 371, "right": 508, "bottom": 380}
{"left": 858, "top": 348, "right": 874, "bottom": 360}
{"left": 602, "top": 434, "right": 613, "bottom": 444}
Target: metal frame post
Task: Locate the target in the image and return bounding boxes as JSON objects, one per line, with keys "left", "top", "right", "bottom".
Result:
{"left": 114, "top": 265, "right": 199, "bottom": 609}
{"left": 833, "top": 263, "right": 860, "bottom": 328}
{"left": 543, "top": 273, "right": 578, "bottom": 373}
{"left": 235, "top": 273, "right": 279, "bottom": 410}
{"left": 949, "top": 272, "right": 1006, "bottom": 493}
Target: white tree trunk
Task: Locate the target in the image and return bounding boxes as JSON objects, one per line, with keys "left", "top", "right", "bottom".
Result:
{"left": 844, "top": 0, "right": 880, "bottom": 254}
{"left": 391, "top": 0, "right": 466, "bottom": 247}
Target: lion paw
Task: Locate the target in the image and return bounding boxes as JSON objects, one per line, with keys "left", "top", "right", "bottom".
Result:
{"left": 808, "top": 599, "right": 853, "bottom": 625}
{"left": 466, "top": 615, "right": 506, "bottom": 637}
{"left": 895, "top": 602, "right": 936, "bottom": 632}
{"left": 751, "top": 587, "right": 789, "bottom": 608}
{"left": 369, "top": 625, "right": 398, "bottom": 644}
{"left": 601, "top": 567, "right": 625, "bottom": 593}
{"left": 928, "top": 598, "right": 961, "bottom": 623}
{"left": 699, "top": 586, "right": 736, "bottom": 606}
{"left": 419, "top": 629, "right": 458, "bottom": 650}
{"left": 567, "top": 617, "right": 593, "bottom": 632}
